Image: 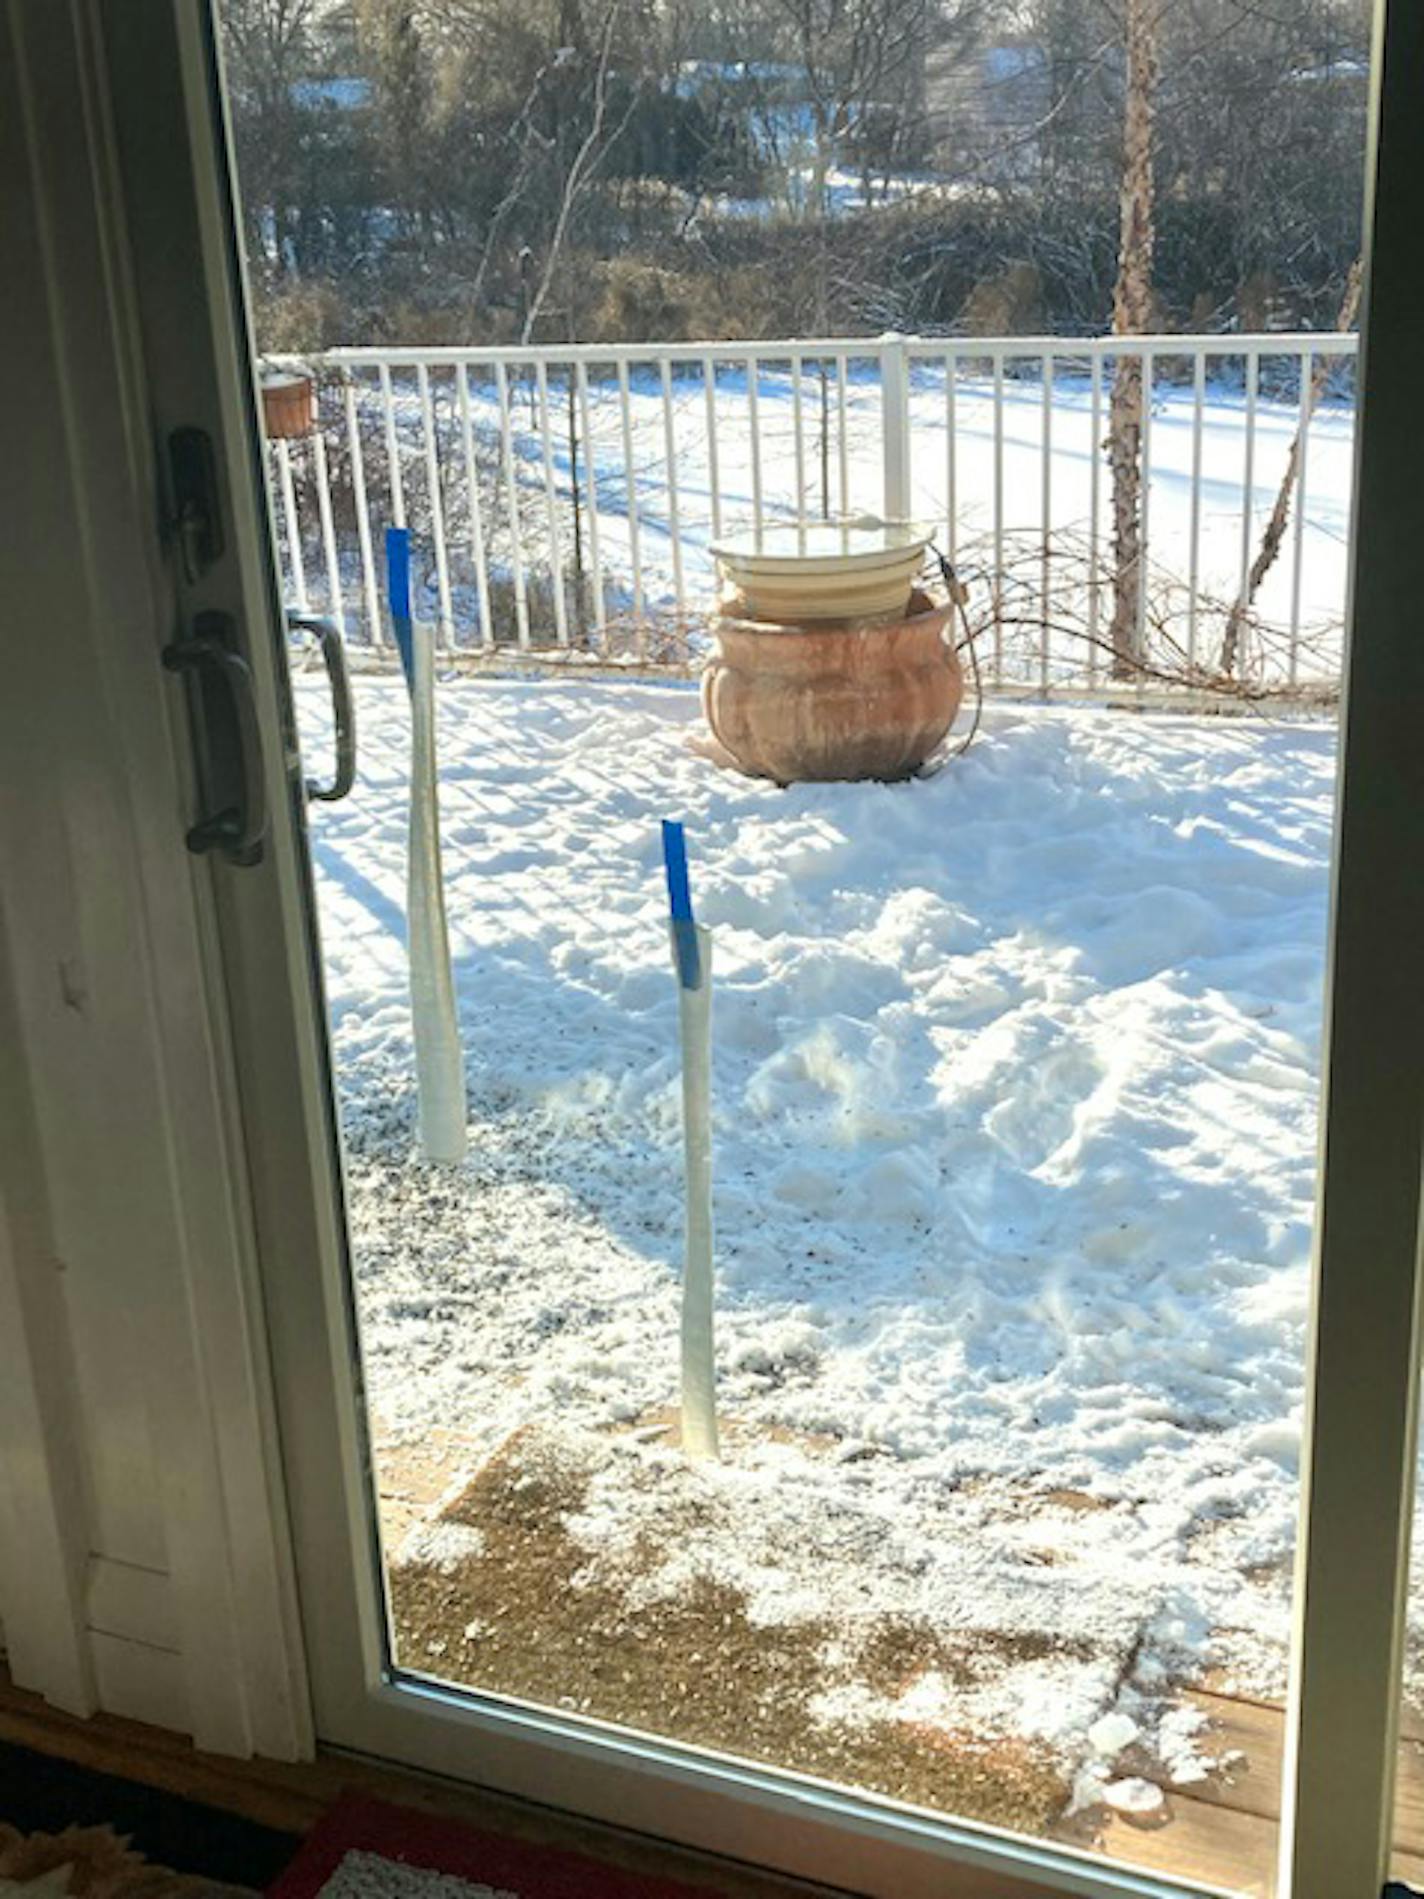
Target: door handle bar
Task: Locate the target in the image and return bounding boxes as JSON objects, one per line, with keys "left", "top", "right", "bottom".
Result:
{"left": 162, "top": 612, "right": 267, "bottom": 865}
{"left": 287, "top": 610, "right": 356, "bottom": 803}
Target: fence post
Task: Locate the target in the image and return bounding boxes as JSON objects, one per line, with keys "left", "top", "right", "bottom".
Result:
{"left": 879, "top": 333, "right": 913, "bottom": 524}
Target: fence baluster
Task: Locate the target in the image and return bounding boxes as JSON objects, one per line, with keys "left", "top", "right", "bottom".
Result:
{"left": 616, "top": 359, "right": 644, "bottom": 627}
{"left": 1041, "top": 352, "right": 1052, "bottom": 692}
{"left": 702, "top": 353, "right": 722, "bottom": 542}
{"left": 836, "top": 352, "right": 850, "bottom": 520}
{"left": 1239, "top": 351, "right": 1260, "bottom": 621}
{"left": 576, "top": 361, "right": 606, "bottom": 635}
{"left": 344, "top": 377, "right": 383, "bottom": 646}
{"left": 312, "top": 429, "right": 345, "bottom": 636}
{"left": 417, "top": 363, "right": 454, "bottom": 650}
{"left": 944, "top": 353, "right": 957, "bottom": 565}
{"left": 1137, "top": 346, "right": 1153, "bottom": 672}
{"left": 379, "top": 361, "right": 405, "bottom": 530}
{"left": 536, "top": 359, "right": 570, "bottom": 646}
{"left": 1290, "top": 346, "right": 1313, "bottom": 686}
{"left": 456, "top": 367, "right": 493, "bottom": 649}
{"left": 992, "top": 351, "right": 1004, "bottom": 684}
{"left": 493, "top": 360, "right": 529, "bottom": 648}
{"left": 275, "top": 437, "right": 308, "bottom": 613}
{"left": 748, "top": 356, "right": 763, "bottom": 529}
{"left": 1101, "top": 353, "right": 1108, "bottom": 687}
{"left": 1189, "top": 351, "right": 1206, "bottom": 673}
{"left": 661, "top": 357, "right": 685, "bottom": 625}
{"left": 879, "top": 335, "right": 911, "bottom": 524}
{"left": 791, "top": 352, "right": 806, "bottom": 517}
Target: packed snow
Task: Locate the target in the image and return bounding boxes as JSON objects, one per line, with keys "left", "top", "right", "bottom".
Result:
{"left": 297, "top": 670, "right": 1346, "bottom": 1798}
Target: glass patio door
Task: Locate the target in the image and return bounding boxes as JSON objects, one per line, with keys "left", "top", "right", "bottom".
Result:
{"left": 105, "top": 2, "right": 1424, "bottom": 1895}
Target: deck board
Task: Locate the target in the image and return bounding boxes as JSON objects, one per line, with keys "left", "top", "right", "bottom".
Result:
{"left": 1168, "top": 1689, "right": 1424, "bottom": 1855}
{"left": 1057, "top": 1796, "right": 1277, "bottom": 1897}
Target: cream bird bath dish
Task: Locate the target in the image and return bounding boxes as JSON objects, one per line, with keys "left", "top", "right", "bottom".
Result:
{"left": 709, "top": 519, "right": 933, "bottom": 623}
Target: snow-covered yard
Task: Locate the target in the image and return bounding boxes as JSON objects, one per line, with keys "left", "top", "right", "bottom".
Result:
{"left": 302, "top": 671, "right": 1338, "bottom": 1824}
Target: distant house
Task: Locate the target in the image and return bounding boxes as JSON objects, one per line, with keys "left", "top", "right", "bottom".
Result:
{"left": 290, "top": 75, "right": 372, "bottom": 111}
{"left": 288, "top": 3, "right": 370, "bottom": 113}
{"left": 923, "top": 39, "right": 1052, "bottom": 183}
{"left": 672, "top": 60, "right": 805, "bottom": 104}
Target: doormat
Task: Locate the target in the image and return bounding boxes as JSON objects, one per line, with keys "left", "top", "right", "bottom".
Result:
{"left": 0, "top": 1819, "right": 253, "bottom": 1898}
{"left": 0, "top": 1743, "right": 295, "bottom": 1892}
{"left": 266, "top": 1796, "right": 724, "bottom": 1899}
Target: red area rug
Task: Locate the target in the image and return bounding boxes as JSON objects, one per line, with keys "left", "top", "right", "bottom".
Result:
{"left": 267, "top": 1796, "right": 719, "bottom": 1899}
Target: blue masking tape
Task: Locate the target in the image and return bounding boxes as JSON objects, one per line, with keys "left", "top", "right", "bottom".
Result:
{"left": 663, "top": 820, "right": 693, "bottom": 920}
{"left": 385, "top": 526, "right": 414, "bottom": 690}
{"left": 661, "top": 820, "right": 702, "bottom": 990}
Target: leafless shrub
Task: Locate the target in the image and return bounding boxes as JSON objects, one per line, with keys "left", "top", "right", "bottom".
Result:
{"left": 949, "top": 526, "right": 1340, "bottom": 703}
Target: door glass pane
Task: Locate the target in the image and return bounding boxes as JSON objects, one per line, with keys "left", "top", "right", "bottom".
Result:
{"left": 218, "top": 2, "right": 1374, "bottom": 1888}
{"left": 1393, "top": 1418, "right": 1424, "bottom": 1886}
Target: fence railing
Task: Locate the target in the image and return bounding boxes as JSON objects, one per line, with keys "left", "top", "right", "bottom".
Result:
{"left": 265, "top": 331, "right": 1358, "bottom": 697}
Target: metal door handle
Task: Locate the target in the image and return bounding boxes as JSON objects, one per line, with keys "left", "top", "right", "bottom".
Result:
{"left": 287, "top": 611, "right": 356, "bottom": 802}
{"left": 162, "top": 611, "right": 267, "bottom": 865}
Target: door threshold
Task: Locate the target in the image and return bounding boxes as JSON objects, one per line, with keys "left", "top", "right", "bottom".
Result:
{"left": 0, "top": 1663, "right": 844, "bottom": 1897}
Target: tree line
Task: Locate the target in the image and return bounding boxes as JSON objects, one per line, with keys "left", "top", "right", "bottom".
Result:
{"left": 222, "top": 0, "right": 1369, "bottom": 352}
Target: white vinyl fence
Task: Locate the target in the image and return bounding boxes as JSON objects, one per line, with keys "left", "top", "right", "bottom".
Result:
{"left": 266, "top": 332, "right": 1357, "bottom": 697}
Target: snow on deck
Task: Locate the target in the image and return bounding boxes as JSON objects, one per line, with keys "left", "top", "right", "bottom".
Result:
{"left": 301, "top": 672, "right": 1336, "bottom": 1792}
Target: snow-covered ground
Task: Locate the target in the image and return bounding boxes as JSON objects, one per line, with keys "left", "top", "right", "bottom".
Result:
{"left": 301, "top": 671, "right": 1342, "bottom": 1805}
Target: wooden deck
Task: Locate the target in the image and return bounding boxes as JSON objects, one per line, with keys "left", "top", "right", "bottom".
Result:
{"left": 373, "top": 1426, "right": 1424, "bottom": 1896}
{"left": 1058, "top": 1685, "right": 1424, "bottom": 1893}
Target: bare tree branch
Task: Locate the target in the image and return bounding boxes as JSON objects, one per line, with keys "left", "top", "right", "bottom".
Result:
{"left": 1220, "top": 255, "right": 1362, "bottom": 674}
{"left": 521, "top": 0, "right": 635, "bottom": 341}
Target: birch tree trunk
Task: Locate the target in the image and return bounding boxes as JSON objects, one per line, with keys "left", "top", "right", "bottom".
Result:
{"left": 1107, "top": 0, "right": 1160, "bottom": 679}
{"left": 1219, "top": 258, "right": 1364, "bottom": 678}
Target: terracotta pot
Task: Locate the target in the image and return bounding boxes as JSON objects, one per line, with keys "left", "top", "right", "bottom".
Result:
{"left": 261, "top": 373, "right": 316, "bottom": 439}
{"left": 701, "top": 590, "right": 964, "bottom": 784}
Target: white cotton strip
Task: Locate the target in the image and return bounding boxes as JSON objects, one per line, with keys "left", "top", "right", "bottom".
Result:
{"left": 408, "top": 618, "right": 467, "bottom": 1162}
{"left": 673, "top": 920, "right": 718, "bottom": 1460}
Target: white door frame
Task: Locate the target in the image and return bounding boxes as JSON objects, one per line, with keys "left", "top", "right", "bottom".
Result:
{"left": 97, "top": 1, "right": 1424, "bottom": 1894}
{"left": 1278, "top": 2, "right": 1424, "bottom": 1891}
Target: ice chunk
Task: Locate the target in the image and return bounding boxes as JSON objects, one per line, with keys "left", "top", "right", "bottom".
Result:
{"left": 1104, "top": 1777, "right": 1165, "bottom": 1816}
{"left": 1088, "top": 1711, "right": 1140, "bottom": 1757}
